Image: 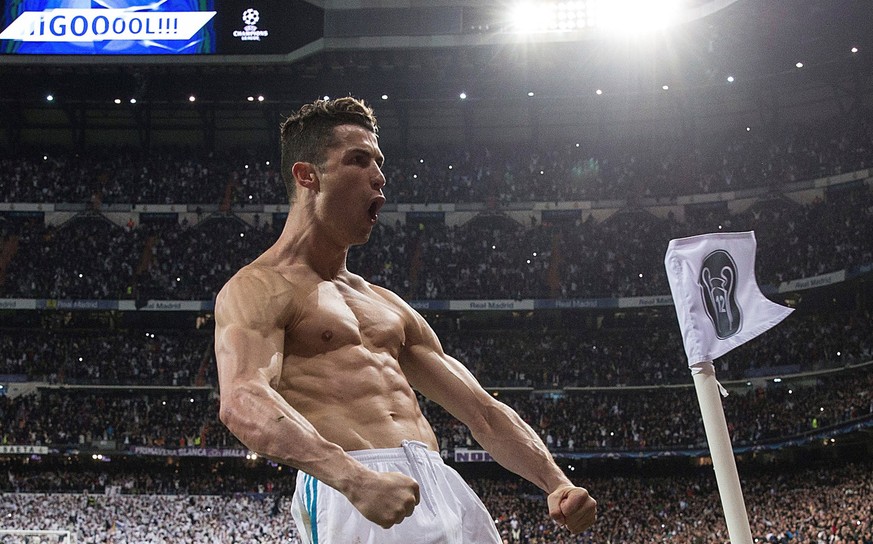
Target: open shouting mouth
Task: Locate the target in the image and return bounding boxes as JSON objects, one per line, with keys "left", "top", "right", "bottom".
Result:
{"left": 368, "top": 196, "right": 385, "bottom": 224}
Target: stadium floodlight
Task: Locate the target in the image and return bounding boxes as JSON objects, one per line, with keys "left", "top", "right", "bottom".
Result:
{"left": 508, "top": 0, "right": 685, "bottom": 34}
{"left": 507, "top": 1, "right": 590, "bottom": 33}
{"left": 591, "top": 0, "right": 684, "bottom": 34}
{"left": 502, "top": 0, "right": 740, "bottom": 35}
{"left": 509, "top": 2, "right": 552, "bottom": 32}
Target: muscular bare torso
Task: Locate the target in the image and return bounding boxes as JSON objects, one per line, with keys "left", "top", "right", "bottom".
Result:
{"left": 265, "top": 264, "right": 438, "bottom": 452}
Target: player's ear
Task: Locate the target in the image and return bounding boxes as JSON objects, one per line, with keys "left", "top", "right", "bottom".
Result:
{"left": 292, "top": 162, "right": 319, "bottom": 192}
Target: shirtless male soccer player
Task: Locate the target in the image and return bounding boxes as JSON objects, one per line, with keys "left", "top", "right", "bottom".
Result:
{"left": 215, "top": 97, "right": 596, "bottom": 543}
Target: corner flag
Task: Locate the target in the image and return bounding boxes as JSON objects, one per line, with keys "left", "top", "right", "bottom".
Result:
{"left": 664, "top": 231, "right": 793, "bottom": 367}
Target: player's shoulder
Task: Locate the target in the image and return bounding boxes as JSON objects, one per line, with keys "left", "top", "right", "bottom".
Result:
{"left": 219, "top": 263, "right": 294, "bottom": 300}
{"left": 216, "top": 263, "right": 305, "bottom": 322}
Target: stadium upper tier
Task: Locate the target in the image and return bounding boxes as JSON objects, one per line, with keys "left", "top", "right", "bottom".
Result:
{"left": 1, "top": 117, "right": 871, "bottom": 205}
{"left": 0, "top": 177, "right": 869, "bottom": 301}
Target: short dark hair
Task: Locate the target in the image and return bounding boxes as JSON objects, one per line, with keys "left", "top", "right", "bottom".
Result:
{"left": 279, "top": 97, "right": 378, "bottom": 202}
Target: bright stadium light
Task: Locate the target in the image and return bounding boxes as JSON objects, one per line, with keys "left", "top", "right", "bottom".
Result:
{"left": 507, "top": 1, "right": 596, "bottom": 33}
{"left": 509, "top": 2, "right": 555, "bottom": 32}
{"left": 592, "top": 0, "right": 684, "bottom": 33}
{"left": 504, "top": 0, "right": 700, "bottom": 34}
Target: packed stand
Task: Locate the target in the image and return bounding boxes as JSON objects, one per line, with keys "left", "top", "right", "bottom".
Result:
{"left": 1, "top": 182, "right": 871, "bottom": 302}
{"left": 2, "top": 300, "right": 870, "bottom": 388}
{"left": 423, "top": 362, "right": 873, "bottom": 452}
{"left": 0, "top": 459, "right": 869, "bottom": 543}
{"left": 1, "top": 362, "right": 870, "bottom": 454}
{"left": 2, "top": 118, "right": 872, "bottom": 207}
{"left": 1, "top": 148, "right": 235, "bottom": 205}
{"left": 0, "top": 329, "right": 209, "bottom": 385}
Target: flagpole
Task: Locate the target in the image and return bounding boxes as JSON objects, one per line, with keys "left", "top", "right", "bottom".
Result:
{"left": 691, "top": 361, "right": 753, "bottom": 544}
{"left": 665, "top": 232, "right": 791, "bottom": 543}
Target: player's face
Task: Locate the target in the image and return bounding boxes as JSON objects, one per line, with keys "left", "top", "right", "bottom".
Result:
{"left": 314, "top": 124, "right": 386, "bottom": 246}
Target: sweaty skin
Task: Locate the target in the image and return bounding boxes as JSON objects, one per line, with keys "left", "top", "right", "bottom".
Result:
{"left": 215, "top": 124, "right": 596, "bottom": 533}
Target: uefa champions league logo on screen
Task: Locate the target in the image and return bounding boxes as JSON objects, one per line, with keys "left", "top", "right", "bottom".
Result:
{"left": 233, "top": 8, "right": 268, "bottom": 41}
{"left": 242, "top": 9, "right": 259, "bottom": 26}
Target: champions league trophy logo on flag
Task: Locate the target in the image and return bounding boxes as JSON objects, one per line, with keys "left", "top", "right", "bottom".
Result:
{"left": 699, "top": 249, "right": 741, "bottom": 340}
{"left": 665, "top": 231, "right": 793, "bottom": 544}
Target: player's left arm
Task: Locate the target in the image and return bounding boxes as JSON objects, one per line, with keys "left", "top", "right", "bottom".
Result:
{"left": 384, "top": 289, "right": 597, "bottom": 533}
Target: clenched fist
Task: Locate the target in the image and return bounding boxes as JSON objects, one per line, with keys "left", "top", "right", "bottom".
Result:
{"left": 548, "top": 484, "right": 597, "bottom": 533}
{"left": 346, "top": 470, "right": 421, "bottom": 529}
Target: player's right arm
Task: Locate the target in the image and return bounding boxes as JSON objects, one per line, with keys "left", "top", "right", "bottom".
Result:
{"left": 214, "top": 268, "right": 419, "bottom": 528}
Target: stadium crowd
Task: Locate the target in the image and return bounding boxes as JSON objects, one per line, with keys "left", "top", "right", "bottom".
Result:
{"left": 0, "top": 459, "right": 869, "bottom": 543}
{"left": 2, "top": 302, "right": 869, "bottom": 388}
{"left": 1, "top": 362, "right": 870, "bottom": 454}
{"left": 2, "top": 117, "right": 871, "bottom": 205}
{"left": 1, "top": 114, "right": 872, "bottom": 304}
{"left": 1, "top": 103, "right": 872, "bottom": 544}
{"left": 1, "top": 179, "right": 871, "bottom": 302}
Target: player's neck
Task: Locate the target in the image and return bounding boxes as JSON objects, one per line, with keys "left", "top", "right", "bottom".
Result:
{"left": 270, "top": 205, "right": 349, "bottom": 279}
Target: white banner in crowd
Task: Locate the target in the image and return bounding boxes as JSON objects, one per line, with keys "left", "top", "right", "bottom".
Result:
{"left": 664, "top": 231, "right": 794, "bottom": 366}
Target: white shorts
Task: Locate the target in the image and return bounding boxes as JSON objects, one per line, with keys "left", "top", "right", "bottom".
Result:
{"left": 291, "top": 440, "right": 501, "bottom": 544}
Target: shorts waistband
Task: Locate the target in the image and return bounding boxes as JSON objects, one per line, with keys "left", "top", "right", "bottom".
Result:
{"left": 346, "top": 440, "right": 442, "bottom": 464}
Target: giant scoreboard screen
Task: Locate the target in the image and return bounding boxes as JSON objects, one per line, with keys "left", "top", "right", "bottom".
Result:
{"left": 0, "top": 0, "right": 322, "bottom": 56}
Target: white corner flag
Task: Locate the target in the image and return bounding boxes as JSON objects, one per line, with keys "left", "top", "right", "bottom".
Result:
{"left": 664, "top": 231, "right": 793, "bottom": 367}
{"left": 664, "top": 231, "right": 793, "bottom": 544}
